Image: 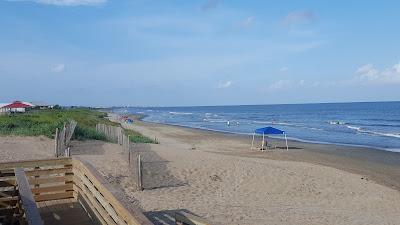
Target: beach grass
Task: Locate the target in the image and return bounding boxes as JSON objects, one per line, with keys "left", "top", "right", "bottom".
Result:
{"left": 124, "top": 129, "right": 158, "bottom": 144}
{"left": 0, "top": 108, "right": 156, "bottom": 143}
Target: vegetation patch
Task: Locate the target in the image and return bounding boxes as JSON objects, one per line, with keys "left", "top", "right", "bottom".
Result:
{"left": 0, "top": 108, "right": 156, "bottom": 144}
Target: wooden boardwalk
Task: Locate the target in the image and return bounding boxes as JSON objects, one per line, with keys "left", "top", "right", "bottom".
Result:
{"left": 37, "top": 199, "right": 94, "bottom": 225}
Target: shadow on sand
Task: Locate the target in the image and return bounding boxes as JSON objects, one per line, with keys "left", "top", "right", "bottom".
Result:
{"left": 132, "top": 144, "right": 187, "bottom": 190}
{"left": 70, "top": 140, "right": 107, "bottom": 155}
{"left": 144, "top": 209, "right": 202, "bottom": 225}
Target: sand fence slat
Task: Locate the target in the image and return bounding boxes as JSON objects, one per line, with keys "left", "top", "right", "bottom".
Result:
{"left": 54, "top": 120, "right": 77, "bottom": 158}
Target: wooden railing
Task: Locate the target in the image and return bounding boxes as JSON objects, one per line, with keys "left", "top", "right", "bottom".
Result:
{"left": 72, "top": 157, "right": 152, "bottom": 225}
{"left": 15, "top": 168, "right": 44, "bottom": 225}
{"left": 0, "top": 157, "right": 153, "bottom": 225}
{"left": 0, "top": 158, "right": 74, "bottom": 203}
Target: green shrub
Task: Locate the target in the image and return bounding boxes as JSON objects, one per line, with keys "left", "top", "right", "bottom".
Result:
{"left": 0, "top": 108, "right": 156, "bottom": 144}
{"left": 73, "top": 126, "right": 108, "bottom": 141}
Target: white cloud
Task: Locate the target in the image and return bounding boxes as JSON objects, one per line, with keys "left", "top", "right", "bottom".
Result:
{"left": 218, "top": 80, "right": 232, "bottom": 89}
{"left": 355, "top": 62, "right": 400, "bottom": 84}
{"left": 5, "top": 0, "right": 106, "bottom": 6}
{"left": 51, "top": 64, "right": 65, "bottom": 73}
{"left": 268, "top": 79, "right": 306, "bottom": 90}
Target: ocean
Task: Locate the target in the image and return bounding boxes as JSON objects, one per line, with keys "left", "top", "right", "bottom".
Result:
{"left": 114, "top": 102, "right": 400, "bottom": 152}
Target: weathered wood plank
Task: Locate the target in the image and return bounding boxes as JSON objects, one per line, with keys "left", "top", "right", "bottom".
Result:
{"left": 74, "top": 170, "right": 122, "bottom": 225}
{"left": 25, "top": 167, "right": 72, "bottom": 177}
{"left": 0, "top": 158, "right": 72, "bottom": 170}
{"left": 34, "top": 191, "right": 74, "bottom": 202}
{"left": 73, "top": 177, "right": 116, "bottom": 225}
{"left": 31, "top": 184, "right": 73, "bottom": 195}
{"left": 28, "top": 175, "right": 73, "bottom": 185}
{"left": 73, "top": 157, "right": 153, "bottom": 225}
{"left": 0, "top": 196, "right": 18, "bottom": 203}
{"left": 0, "top": 180, "right": 16, "bottom": 187}
{"left": 14, "top": 168, "right": 44, "bottom": 225}
{"left": 0, "top": 170, "right": 15, "bottom": 177}
{"left": 76, "top": 192, "right": 106, "bottom": 225}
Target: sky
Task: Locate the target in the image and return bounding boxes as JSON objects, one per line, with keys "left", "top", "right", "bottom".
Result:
{"left": 0, "top": 0, "right": 399, "bottom": 106}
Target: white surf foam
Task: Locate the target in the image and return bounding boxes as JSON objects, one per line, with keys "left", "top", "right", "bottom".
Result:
{"left": 347, "top": 125, "right": 400, "bottom": 138}
{"left": 169, "top": 112, "right": 193, "bottom": 115}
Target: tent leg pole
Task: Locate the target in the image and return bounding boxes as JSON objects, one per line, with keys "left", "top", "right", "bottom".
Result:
{"left": 285, "top": 133, "right": 288, "bottom": 151}
{"left": 262, "top": 133, "right": 265, "bottom": 151}
{"left": 251, "top": 133, "right": 255, "bottom": 150}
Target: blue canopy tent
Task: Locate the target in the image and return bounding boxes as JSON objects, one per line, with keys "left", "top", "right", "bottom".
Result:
{"left": 251, "top": 126, "right": 288, "bottom": 151}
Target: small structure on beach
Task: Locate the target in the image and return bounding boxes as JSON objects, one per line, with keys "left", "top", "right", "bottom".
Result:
{"left": 251, "top": 126, "right": 289, "bottom": 151}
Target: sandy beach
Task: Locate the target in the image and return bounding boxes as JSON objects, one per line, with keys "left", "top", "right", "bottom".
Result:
{"left": 1, "top": 119, "right": 400, "bottom": 225}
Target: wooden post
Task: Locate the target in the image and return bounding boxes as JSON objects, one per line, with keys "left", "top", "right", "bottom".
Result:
{"left": 54, "top": 128, "right": 59, "bottom": 157}
{"left": 63, "top": 122, "right": 67, "bottom": 146}
{"left": 137, "top": 154, "right": 143, "bottom": 191}
{"left": 127, "top": 135, "right": 130, "bottom": 154}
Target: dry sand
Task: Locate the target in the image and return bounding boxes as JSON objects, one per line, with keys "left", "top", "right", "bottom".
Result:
{"left": 0, "top": 136, "right": 54, "bottom": 162}
{"left": 120, "top": 121, "right": 400, "bottom": 225}
{"left": 1, "top": 120, "right": 400, "bottom": 225}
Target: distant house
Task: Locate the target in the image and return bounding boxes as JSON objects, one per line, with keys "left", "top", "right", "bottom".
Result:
{"left": 30, "top": 101, "right": 52, "bottom": 109}
{"left": 1, "top": 101, "right": 34, "bottom": 113}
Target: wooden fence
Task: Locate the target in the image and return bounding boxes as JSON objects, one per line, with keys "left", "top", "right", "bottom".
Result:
{"left": 0, "top": 157, "right": 153, "bottom": 225}
{"left": 96, "top": 123, "right": 129, "bottom": 146}
{"left": 128, "top": 148, "right": 143, "bottom": 191}
{"left": 96, "top": 123, "right": 143, "bottom": 191}
{"left": 54, "top": 120, "right": 77, "bottom": 158}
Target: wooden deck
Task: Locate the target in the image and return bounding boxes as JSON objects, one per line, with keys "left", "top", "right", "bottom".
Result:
{"left": 37, "top": 198, "right": 94, "bottom": 225}
{"left": 1, "top": 157, "right": 154, "bottom": 225}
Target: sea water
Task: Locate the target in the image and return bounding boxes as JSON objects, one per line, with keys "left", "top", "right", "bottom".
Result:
{"left": 114, "top": 102, "right": 400, "bottom": 152}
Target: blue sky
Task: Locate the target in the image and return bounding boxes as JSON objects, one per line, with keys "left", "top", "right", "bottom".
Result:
{"left": 0, "top": 0, "right": 399, "bottom": 106}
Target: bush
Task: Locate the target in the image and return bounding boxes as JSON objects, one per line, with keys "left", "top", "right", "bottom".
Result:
{"left": 0, "top": 108, "right": 156, "bottom": 144}
{"left": 73, "top": 126, "right": 108, "bottom": 141}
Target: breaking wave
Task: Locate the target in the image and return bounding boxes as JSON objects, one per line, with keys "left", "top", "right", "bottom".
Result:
{"left": 169, "top": 112, "right": 193, "bottom": 115}
{"left": 347, "top": 125, "right": 400, "bottom": 138}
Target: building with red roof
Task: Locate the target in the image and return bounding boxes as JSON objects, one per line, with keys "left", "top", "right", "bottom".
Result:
{"left": 1, "top": 101, "right": 33, "bottom": 113}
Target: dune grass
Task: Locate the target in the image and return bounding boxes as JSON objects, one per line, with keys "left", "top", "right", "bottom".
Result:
{"left": 0, "top": 108, "right": 156, "bottom": 143}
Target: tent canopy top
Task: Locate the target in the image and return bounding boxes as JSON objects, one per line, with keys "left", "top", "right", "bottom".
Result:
{"left": 255, "top": 126, "right": 285, "bottom": 135}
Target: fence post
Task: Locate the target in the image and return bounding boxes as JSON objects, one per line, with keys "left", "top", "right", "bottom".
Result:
{"left": 127, "top": 135, "right": 131, "bottom": 164}
{"left": 138, "top": 154, "right": 143, "bottom": 191}
{"left": 54, "top": 128, "right": 59, "bottom": 157}
{"left": 64, "top": 147, "right": 70, "bottom": 157}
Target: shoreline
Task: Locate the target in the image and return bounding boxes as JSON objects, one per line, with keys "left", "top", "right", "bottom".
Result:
{"left": 139, "top": 117, "right": 400, "bottom": 153}
{"left": 129, "top": 115, "right": 400, "bottom": 192}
